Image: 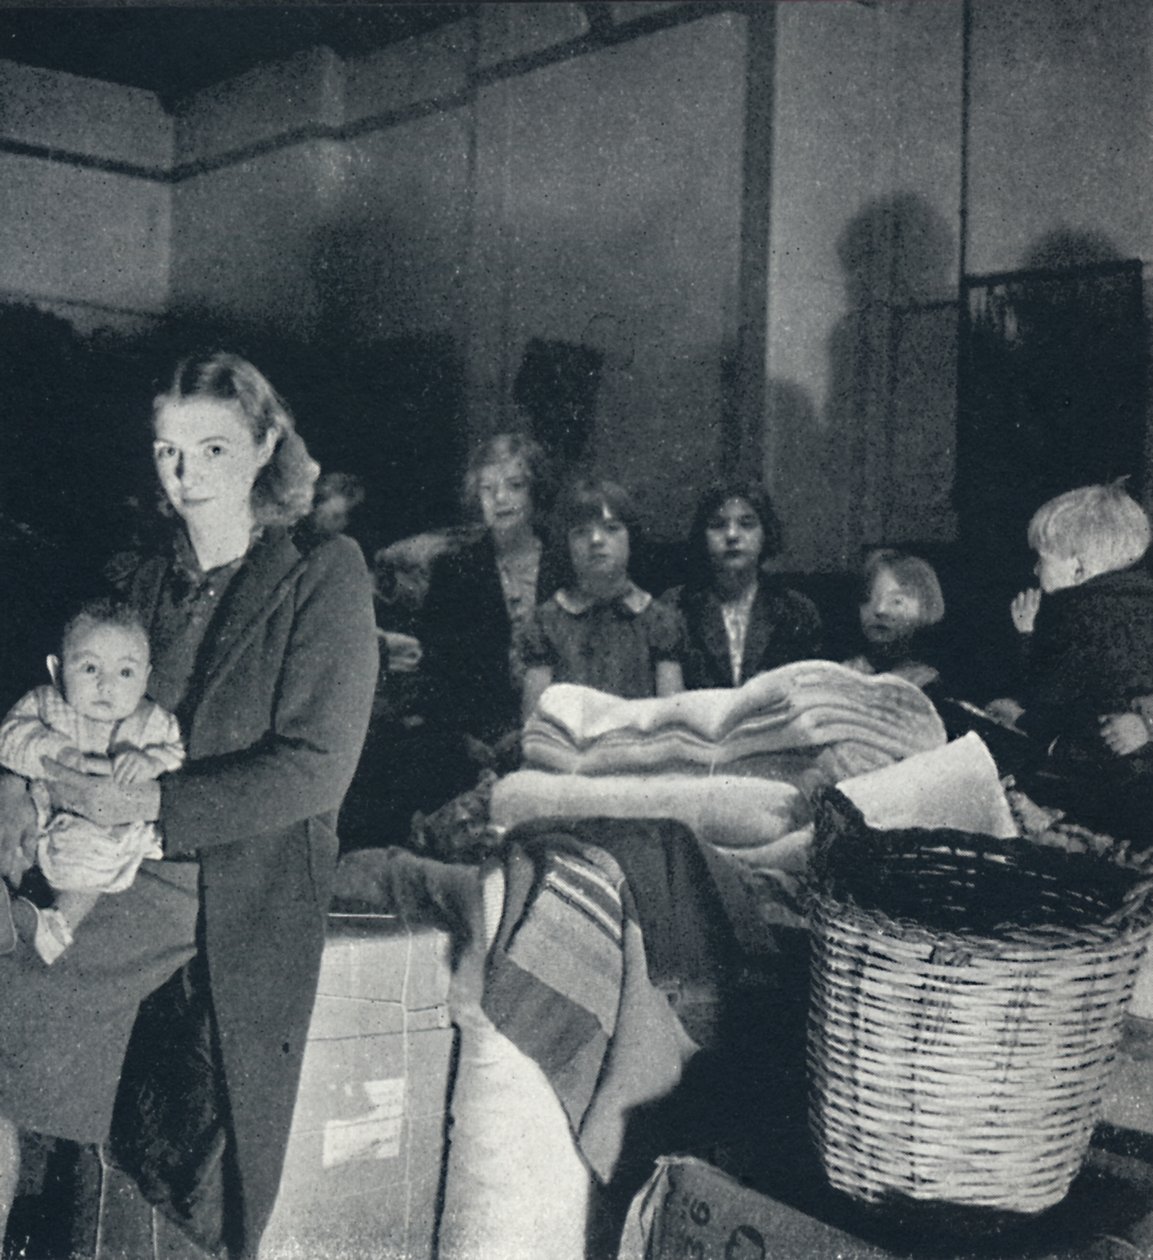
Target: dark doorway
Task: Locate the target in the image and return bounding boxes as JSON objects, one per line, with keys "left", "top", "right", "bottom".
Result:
{"left": 955, "top": 256, "right": 1147, "bottom": 570}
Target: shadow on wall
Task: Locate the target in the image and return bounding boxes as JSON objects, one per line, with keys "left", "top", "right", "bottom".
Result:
{"left": 825, "top": 193, "right": 958, "bottom": 563}
{"left": 769, "top": 192, "right": 958, "bottom": 573}
{"left": 513, "top": 336, "right": 603, "bottom": 471}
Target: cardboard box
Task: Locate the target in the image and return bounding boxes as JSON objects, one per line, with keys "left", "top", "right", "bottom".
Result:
{"left": 261, "top": 914, "right": 457, "bottom": 1260}
{"left": 618, "top": 1156, "right": 891, "bottom": 1260}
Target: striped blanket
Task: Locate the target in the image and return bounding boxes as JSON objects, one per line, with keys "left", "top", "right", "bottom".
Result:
{"left": 480, "top": 818, "right": 794, "bottom": 1180}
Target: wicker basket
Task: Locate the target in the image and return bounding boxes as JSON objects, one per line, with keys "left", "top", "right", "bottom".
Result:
{"left": 807, "top": 789, "right": 1153, "bottom": 1217}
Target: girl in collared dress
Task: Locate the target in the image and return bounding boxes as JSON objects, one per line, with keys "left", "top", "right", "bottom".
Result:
{"left": 521, "top": 478, "right": 685, "bottom": 718}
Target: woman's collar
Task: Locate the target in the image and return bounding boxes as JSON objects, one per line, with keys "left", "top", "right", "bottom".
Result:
{"left": 173, "top": 523, "right": 265, "bottom": 582}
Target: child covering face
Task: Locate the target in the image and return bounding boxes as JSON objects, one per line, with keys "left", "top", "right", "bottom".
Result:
{"left": 985, "top": 481, "right": 1153, "bottom": 846}
{"left": 0, "top": 599, "right": 185, "bottom": 963}
{"left": 520, "top": 478, "right": 686, "bottom": 718}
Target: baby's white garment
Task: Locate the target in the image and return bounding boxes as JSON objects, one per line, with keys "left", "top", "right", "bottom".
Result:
{"left": 0, "top": 684, "right": 183, "bottom": 896}
{"left": 37, "top": 812, "right": 164, "bottom": 895}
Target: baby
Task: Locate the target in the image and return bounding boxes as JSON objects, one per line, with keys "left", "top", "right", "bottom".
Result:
{"left": 0, "top": 598, "right": 184, "bottom": 962}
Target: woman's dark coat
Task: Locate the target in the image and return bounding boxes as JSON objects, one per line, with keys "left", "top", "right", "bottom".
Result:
{"left": 663, "top": 579, "right": 823, "bottom": 690}
{"left": 421, "top": 532, "right": 563, "bottom": 745}
{"left": 121, "top": 526, "right": 378, "bottom": 1256}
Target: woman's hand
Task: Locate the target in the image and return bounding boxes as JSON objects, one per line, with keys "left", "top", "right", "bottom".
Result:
{"left": 43, "top": 760, "right": 160, "bottom": 826}
{"left": 1099, "top": 712, "right": 1150, "bottom": 757}
{"left": 1010, "top": 588, "right": 1041, "bottom": 635}
{"left": 111, "top": 749, "right": 168, "bottom": 786}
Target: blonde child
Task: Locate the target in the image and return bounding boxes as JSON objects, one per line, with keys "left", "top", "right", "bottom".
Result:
{"left": 0, "top": 598, "right": 184, "bottom": 962}
{"left": 987, "top": 481, "right": 1153, "bottom": 844}
{"left": 842, "top": 549, "right": 946, "bottom": 691}
{"left": 521, "top": 477, "right": 685, "bottom": 719}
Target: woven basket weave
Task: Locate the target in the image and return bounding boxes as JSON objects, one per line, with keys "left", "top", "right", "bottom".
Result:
{"left": 807, "top": 790, "right": 1153, "bottom": 1217}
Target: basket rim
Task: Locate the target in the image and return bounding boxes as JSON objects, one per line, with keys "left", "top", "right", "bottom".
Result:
{"left": 811, "top": 788, "right": 1153, "bottom": 940}
{"left": 809, "top": 886, "right": 1153, "bottom": 955}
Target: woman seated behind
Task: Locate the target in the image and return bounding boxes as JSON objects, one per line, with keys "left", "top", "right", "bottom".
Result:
{"left": 842, "top": 548, "right": 946, "bottom": 691}
{"left": 421, "top": 433, "right": 563, "bottom": 768}
{"left": 662, "top": 480, "right": 822, "bottom": 689}
{"left": 521, "top": 477, "right": 685, "bottom": 718}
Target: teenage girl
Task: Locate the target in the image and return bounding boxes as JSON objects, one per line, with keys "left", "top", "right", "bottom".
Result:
{"left": 662, "top": 480, "right": 822, "bottom": 689}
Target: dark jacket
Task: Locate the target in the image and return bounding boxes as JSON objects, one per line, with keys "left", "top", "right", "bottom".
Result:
{"left": 662, "top": 579, "right": 823, "bottom": 690}
{"left": 1021, "top": 566, "right": 1153, "bottom": 758}
{"left": 421, "top": 532, "right": 564, "bottom": 744}
{"left": 120, "top": 526, "right": 379, "bottom": 1256}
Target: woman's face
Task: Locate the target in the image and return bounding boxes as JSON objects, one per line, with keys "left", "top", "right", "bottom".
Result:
{"left": 705, "top": 497, "right": 764, "bottom": 582}
{"left": 153, "top": 398, "right": 274, "bottom": 529}
{"left": 860, "top": 567, "right": 923, "bottom": 644}
{"left": 477, "top": 457, "right": 533, "bottom": 538}
{"left": 569, "top": 507, "right": 629, "bottom": 587}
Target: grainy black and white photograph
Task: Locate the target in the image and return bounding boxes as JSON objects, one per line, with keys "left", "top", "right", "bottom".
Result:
{"left": 1, "top": 2, "right": 1152, "bottom": 1257}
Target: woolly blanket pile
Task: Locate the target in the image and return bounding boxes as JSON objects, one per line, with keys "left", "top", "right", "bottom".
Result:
{"left": 502, "top": 661, "right": 948, "bottom": 865}
{"left": 522, "top": 660, "right": 947, "bottom": 784}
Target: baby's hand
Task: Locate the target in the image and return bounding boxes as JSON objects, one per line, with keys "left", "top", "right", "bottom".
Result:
{"left": 1099, "top": 712, "right": 1150, "bottom": 757}
{"left": 1010, "top": 588, "right": 1042, "bottom": 634}
{"left": 56, "top": 747, "right": 113, "bottom": 776}
{"left": 112, "top": 749, "right": 166, "bottom": 786}
{"left": 986, "top": 697, "right": 1026, "bottom": 730}
{"left": 54, "top": 746, "right": 87, "bottom": 771}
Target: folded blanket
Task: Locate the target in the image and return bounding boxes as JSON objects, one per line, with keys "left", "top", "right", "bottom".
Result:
{"left": 490, "top": 771, "right": 806, "bottom": 852}
{"left": 523, "top": 661, "right": 946, "bottom": 779}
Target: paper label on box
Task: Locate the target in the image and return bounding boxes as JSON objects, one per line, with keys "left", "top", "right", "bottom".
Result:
{"left": 322, "top": 1077, "right": 406, "bottom": 1168}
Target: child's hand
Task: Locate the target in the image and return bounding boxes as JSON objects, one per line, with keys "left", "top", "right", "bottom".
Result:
{"left": 111, "top": 749, "right": 166, "bottom": 786}
{"left": 1099, "top": 712, "right": 1150, "bottom": 757}
{"left": 1010, "top": 588, "right": 1042, "bottom": 634}
{"left": 56, "top": 747, "right": 113, "bottom": 776}
{"left": 986, "top": 697, "right": 1026, "bottom": 730}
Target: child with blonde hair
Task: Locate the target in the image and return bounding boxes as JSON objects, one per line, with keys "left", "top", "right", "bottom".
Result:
{"left": 988, "top": 480, "right": 1153, "bottom": 844}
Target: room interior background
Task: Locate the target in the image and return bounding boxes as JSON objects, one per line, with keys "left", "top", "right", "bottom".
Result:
{"left": 1, "top": 0, "right": 1150, "bottom": 586}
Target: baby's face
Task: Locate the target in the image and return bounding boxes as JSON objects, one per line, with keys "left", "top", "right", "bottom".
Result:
{"left": 60, "top": 620, "right": 150, "bottom": 723}
{"left": 860, "top": 567, "right": 924, "bottom": 645}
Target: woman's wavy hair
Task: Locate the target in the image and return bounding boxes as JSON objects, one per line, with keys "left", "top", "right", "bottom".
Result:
{"left": 153, "top": 351, "right": 319, "bottom": 526}
{"left": 461, "top": 432, "right": 552, "bottom": 520}
{"left": 684, "top": 479, "right": 783, "bottom": 589}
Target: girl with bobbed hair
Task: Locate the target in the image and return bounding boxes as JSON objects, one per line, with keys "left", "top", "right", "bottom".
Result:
{"left": 0, "top": 351, "right": 378, "bottom": 1258}
{"left": 662, "top": 479, "right": 822, "bottom": 689}
{"left": 521, "top": 476, "right": 686, "bottom": 717}
{"left": 843, "top": 547, "right": 947, "bottom": 690}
